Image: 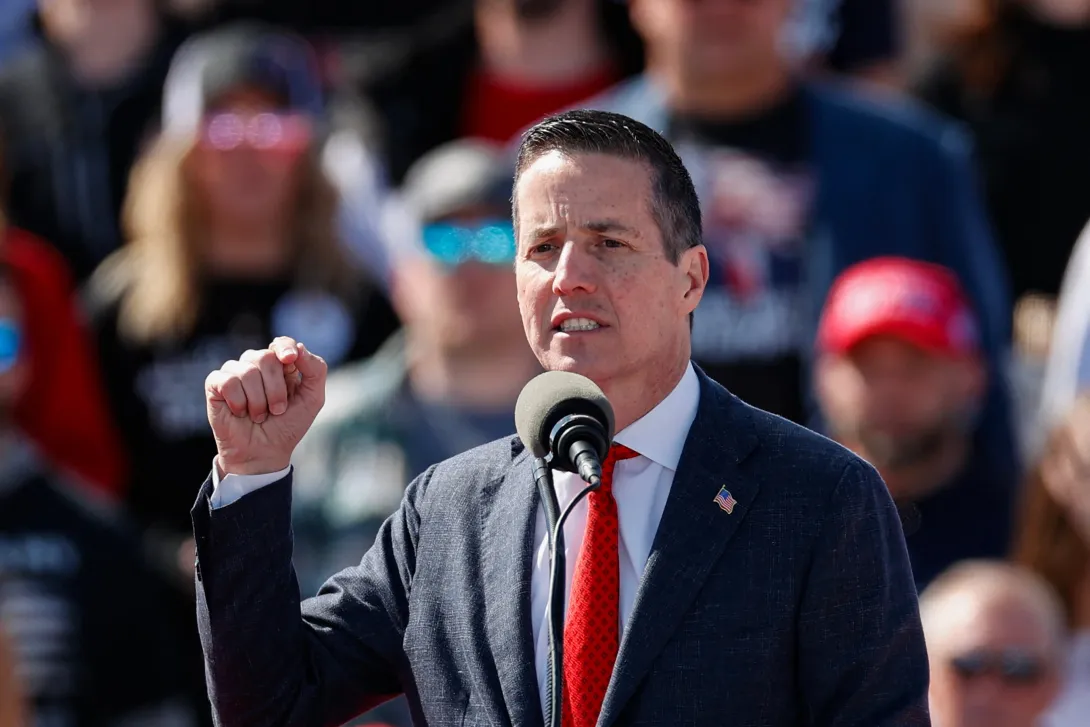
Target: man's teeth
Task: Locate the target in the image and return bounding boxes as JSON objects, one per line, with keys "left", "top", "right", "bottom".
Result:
{"left": 559, "top": 318, "right": 601, "bottom": 332}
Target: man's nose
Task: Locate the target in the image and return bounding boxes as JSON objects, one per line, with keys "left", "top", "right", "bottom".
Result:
{"left": 552, "top": 243, "right": 598, "bottom": 297}
{"left": 962, "top": 674, "right": 1010, "bottom": 712}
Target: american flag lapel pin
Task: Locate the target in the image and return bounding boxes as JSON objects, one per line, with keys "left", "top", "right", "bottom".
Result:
{"left": 713, "top": 486, "right": 737, "bottom": 514}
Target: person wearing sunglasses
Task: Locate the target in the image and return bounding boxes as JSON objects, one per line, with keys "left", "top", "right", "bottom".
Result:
{"left": 920, "top": 560, "right": 1067, "bottom": 727}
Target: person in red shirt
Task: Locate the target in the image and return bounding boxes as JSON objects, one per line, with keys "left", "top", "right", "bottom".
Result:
{"left": 3, "top": 225, "right": 127, "bottom": 499}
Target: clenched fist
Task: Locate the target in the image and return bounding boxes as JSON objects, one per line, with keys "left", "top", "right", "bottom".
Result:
{"left": 205, "top": 336, "right": 327, "bottom": 476}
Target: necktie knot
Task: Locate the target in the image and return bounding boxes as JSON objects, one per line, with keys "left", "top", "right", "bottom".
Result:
{"left": 605, "top": 443, "right": 639, "bottom": 467}
{"left": 598, "top": 444, "right": 640, "bottom": 496}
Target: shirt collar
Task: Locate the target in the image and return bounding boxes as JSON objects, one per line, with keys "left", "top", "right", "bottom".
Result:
{"left": 613, "top": 362, "right": 699, "bottom": 471}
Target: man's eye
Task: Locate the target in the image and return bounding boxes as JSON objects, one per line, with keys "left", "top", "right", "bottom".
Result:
{"left": 602, "top": 239, "right": 625, "bottom": 248}
{"left": 530, "top": 243, "right": 557, "bottom": 254}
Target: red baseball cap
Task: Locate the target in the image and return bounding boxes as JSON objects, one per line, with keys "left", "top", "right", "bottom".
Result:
{"left": 817, "top": 257, "right": 980, "bottom": 357}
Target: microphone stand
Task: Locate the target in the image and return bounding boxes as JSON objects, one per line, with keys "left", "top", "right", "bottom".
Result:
{"left": 533, "top": 456, "right": 602, "bottom": 727}
{"left": 533, "top": 457, "right": 564, "bottom": 727}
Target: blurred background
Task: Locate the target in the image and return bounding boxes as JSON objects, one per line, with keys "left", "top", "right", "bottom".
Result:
{"left": 0, "top": 0, "right": 1089, "bottom": 725}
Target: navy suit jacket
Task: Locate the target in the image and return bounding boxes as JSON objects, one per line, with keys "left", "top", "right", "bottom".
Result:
{"left": 192, "top": 369, "right": 930, "bottom": 726}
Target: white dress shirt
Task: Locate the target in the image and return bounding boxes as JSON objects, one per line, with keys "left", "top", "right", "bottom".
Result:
{"left": 528, "top": 362, "right": 699, "bottom": 714}
{"left": 209, "top": 362, "right": 700, "bottom": 718}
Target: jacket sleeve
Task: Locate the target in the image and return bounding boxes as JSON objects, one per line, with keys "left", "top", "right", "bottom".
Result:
{"left": 796, "top": 458, "right": 931, "bottom": 727}
{"left": 192, "top": 464, "right": 434, "bottom": 727}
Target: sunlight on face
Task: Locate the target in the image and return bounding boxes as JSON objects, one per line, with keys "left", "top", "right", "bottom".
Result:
{"left": 514, "top": 150, "right": 706, "bottom": 388}
{"left": 927, "top": 591, "right": 1061, "bottom": 727}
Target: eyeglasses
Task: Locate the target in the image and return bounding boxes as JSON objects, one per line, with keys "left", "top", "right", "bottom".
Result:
{"left": 949, "top": 648, "right": 1051, "bottom": 685}
{"left": 199, "top": 112, "right": 312, "bottom": 152}
{"left": 421, "top": 219, "right": 516, "bottom": 267}
{"left": 0, "top": 318, "right": 21, "bottom": 374}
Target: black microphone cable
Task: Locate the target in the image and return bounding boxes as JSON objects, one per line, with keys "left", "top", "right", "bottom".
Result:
{"left": 536, "top": 458, "right": 603, "bottom": 727}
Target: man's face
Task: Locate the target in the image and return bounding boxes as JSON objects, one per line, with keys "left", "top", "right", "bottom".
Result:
{"left": 514, "top": 150, "right": 707, "bottom": 387}
{"left": 632, "top": 0, "right": 792, "bottom": 82}
{"left": 817, "top": 336, "right": 984, "bottom": 477}
{"left": 188, "top": 87, "right": 308, "bottom": 230}
{"left": 928, "top": 591, "right": 1061, "bottom": 727}
{"left": 393, "top": 209, "right": 523, "bottom": 354}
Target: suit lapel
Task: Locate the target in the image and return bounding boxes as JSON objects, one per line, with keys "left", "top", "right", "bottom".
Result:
{"left": 481, "top": 443, "right": 545, "bottom": 727}
{"left": 599, "top": 373, "right": 760, "bottom": 726}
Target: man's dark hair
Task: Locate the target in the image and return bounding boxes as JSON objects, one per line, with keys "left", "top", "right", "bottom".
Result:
{"left": 513, "top": 109, "right": 703, "bottom": 265}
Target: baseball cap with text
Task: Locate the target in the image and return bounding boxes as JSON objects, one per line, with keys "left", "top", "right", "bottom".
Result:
{"left": 817, "top": 257, "right": 980, "bottom": 357}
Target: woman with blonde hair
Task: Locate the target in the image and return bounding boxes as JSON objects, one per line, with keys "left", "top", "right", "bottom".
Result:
{"left": 85, "top": 24, "right": 400, "bottom": 723}
{"left": 1015, "top": 394, "right": 1090, "bottom": 724}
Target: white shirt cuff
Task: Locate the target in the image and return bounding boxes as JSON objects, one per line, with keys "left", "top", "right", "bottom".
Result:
{"left": 209, "top": 460, "right": 292, "bottom": 510}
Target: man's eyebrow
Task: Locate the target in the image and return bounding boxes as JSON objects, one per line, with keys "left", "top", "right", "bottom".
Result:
{"left": 584, "top": 219, "right": 640, "bottom": 238}
{"left": 526, "top": 225, "right": 562, "bottom": 240}
{"left": 523, "top": 220, "right": 640, "bottom": 240}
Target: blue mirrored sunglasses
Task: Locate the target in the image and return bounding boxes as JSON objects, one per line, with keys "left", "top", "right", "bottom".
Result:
{"left": 422, "top": 219, "right": 516, "bottom": 267}
{"left": 0, "top": 319, "right": 21, "bottom": 374}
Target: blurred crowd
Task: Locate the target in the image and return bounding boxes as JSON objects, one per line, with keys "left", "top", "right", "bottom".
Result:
{"left": 0, "top": 0, "right": 1089, "bottom": 726}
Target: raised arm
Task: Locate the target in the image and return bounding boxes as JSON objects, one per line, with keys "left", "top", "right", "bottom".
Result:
{"left": 193, "top": 337, "right": 421, "bottom": 726}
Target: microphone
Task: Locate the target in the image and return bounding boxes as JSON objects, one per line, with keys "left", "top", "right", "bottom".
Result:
{"left": 515, "top": 371, "right": 616, "bottom": 727}
{"left": 515, "top": 371, "right": 616, "bottom": 487}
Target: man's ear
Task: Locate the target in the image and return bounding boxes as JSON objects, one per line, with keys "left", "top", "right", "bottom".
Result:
{"left": 679, "top": 244, "right": 709, "bottom": 317}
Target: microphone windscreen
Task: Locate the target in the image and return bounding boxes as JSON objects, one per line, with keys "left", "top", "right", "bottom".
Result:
{"left": 515, "top": 371, "right": 615, "bottom": 458}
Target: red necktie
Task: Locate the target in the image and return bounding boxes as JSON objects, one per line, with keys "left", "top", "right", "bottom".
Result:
{"left": 562, "top": 444, "right": 640, "bottom": 727}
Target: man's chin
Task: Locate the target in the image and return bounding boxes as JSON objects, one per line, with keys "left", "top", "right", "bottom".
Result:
{"left": 543, "top": 355, "right": 592, "bottom": 374}
{"left": 539, "top": 352, "right": 611, "bottom": 383}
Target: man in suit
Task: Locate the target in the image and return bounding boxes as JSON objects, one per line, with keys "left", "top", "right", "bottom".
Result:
{"left": 196, "top": 109, "right": 930, "bottom": 726}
